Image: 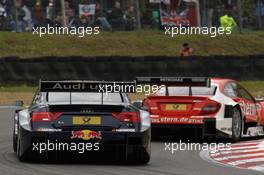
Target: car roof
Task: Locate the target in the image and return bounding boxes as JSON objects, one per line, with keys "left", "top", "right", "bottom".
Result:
{"left": 211, "top": 77, "right": 235, "bottom": 82}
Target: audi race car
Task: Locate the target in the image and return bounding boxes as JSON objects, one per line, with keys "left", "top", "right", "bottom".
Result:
{"left": 138, "top": 77, "right": 264, "bottom": 141}
{"left": 13, "top": 81, "right": 151, "bottom": 164}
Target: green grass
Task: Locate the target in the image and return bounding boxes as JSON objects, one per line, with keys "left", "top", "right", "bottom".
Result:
{"left": 0, "top": 85, "right": 36, "bottom": 92}
{"left": 240, "top": 81, "right": 264, "bottom": 96}
{"left": 0, "top": 30, "right": 263, "bottom": 58}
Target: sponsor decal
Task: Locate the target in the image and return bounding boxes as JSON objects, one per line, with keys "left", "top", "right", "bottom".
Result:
{"left": 37, "top": 128, "right": 62, "bottom": 132}
{"left": 239, "top": 101, "right": 257, "bottom": 116}
{"left": 220, "top": 127, "right": 232, "bottom": 131}
{"left": 112, "top": 128, "right": 136, "bottom": 132}
{"left": 52, "top": 83, "right": 89, "bottom": 91}
{"left": 246, "top": 126, "right": 264, "bottom": 136}
{"left": 151, "top": 117, "right": 203, "bottom": 124}
{"left": 71, "top": 130, "right": 102, "bottom": 141}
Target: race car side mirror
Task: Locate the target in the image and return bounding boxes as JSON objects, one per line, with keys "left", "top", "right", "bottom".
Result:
{"left": 132, "top": 100, "right": 142, "bottom": 109}
{"left": 255, "top": 96, "right": 264, "bottom": 102}
{"left": 15, "top": 100, "right": 24, "bottom": 107}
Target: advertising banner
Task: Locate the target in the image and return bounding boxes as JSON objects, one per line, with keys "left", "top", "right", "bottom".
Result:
{"left": 79, "top": 4, "right": 96, "bottom": 17}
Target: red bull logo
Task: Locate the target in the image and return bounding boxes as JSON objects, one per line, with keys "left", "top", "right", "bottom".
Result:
{"left": 71, "top": 130, "right": 102, "bottom": 141}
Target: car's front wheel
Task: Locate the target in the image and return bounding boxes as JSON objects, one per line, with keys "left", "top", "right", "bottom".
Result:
{"left": 231, "top": 107, "right": 242, "bottom": 142}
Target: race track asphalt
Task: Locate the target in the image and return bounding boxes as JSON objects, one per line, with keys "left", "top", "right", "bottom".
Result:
{"left": 0, "top": 107, "right": 263, "bottom": 175}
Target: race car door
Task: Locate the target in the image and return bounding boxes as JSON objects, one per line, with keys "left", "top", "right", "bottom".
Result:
{"left": 235, "top": 83, "right": 258, "bottom": 123}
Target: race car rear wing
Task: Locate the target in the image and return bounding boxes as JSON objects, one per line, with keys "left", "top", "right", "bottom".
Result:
{"left": 136, "top": 77, "right": 211, "bottom": 87}
{"left": 39, "top": 77, "right": 210, "bottom": 92}
{"left": 38, "top": 80, "right": 138, "bottom": 104}
{"left": 39, "top": 80, "right": 137, "bottom": 93}
{"left": 136, "top": 77, "right": 211, "bottom": 96}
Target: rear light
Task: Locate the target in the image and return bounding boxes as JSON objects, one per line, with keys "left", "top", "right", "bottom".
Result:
{"left": 112, "top": 112, "right": 140, "bottom": 123}
{"left": 148, "top": 102, "right": 159, "bottom": 114}
{"left": 200, "top": 102, "right": 221, "bottom": 115}
{"left": 32, "top": 112, "right": 62, "bottom": 122}
{"left": 150, "top": 114, "right": 159, "bottom": 118}
{"left": 150, "top": 107, "right": 158, "bottom": 110}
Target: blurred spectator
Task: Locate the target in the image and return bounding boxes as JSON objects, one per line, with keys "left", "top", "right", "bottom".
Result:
{"left": 34, "top": 1, "right": 44, "bottom": 26}
{"left": 79, "top": 15, "right": 91, "bottom": 27}
{"left": 46, "top": 1, "right": 55, "bottom": 26}
{"left": 124, "top": 5, "right": 136, "bottom": 31}
{"left": 0, "top": 4, "right": 6, "bottom": 17}
{"left": 55, "top": 1, "right": 74, "bottom": 27}
{"left": 10, "top": 5, "right": 26, "bottom": 32}
{"left": 109, "top": 1, "right": 123, "bottom": 19}
{"left": 108, "top": 1, "right": 125, "bottom": 30}
{"left": 65, "top": 1, "right": 74, "bottom": 26}
{"left": 170, "top": 0, "right": 178, "bottom": 17}
{"left": 219, "top": 12, "right": 237, "bottom": 31}
{"left": 0, "top": 3, "right": 7, "bottom": 30}
{"left": 22, "top": 4, "right": 32, "bottom": 31}
{"left": 95, "top": 2, "right": 112, "bottom": 31}
{"left": 180, "top": 43, "right": 193, "bottom": 57}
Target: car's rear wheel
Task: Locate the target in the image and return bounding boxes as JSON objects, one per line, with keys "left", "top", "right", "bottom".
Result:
{"left": 13, "top": 117, "right": 18, "bottom": 152}
{"left": 151, "top": 129, "right": 162, "bottom": 141}
{"left": 125, "top": 145, "right": 150, "bottom": 165}
{"left": 126, "top": 152, "right": 150, "bottom": 165}
{"left": 13, "top": 133, "right": 17, "bottom": 153}
{"left": 16, "top": 134, "right": 25, "bottom": 161}
{"left": 231, "top": 107, "right": 242, "bottom": 142}
{"left": 136, "top": 155, "right": 150, "bottom": 165}
{"left": 16, "top": 128, "right": 33, "bottom": 162}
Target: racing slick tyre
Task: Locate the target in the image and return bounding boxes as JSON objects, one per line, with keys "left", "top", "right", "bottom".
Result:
{"left": 17, "top": 134, "right": 26, "bottom": 162}
{"left": 126, "top": 153, "right": 150, "bottom": 165}
{"left": 125, "top": 146, "right": 150, "bottom": 165}
{"left": 13, "top": 116, "right": 18, "bottom": 153}
{"left": 231, "top": 107, "right": 242, "bottom": 142}
{"left": 151, "top": 129, "right": 162, "bottom": 141}
{"left": 16, "top": 127, "right": 34, "bottom": 162}
{"left": 137, "top": 155, "right": 150, "bottom": 165}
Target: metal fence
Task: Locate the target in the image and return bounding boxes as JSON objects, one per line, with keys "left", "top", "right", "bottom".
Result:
{"left": 0, "top": 0, "right": 263, "bottom": 32}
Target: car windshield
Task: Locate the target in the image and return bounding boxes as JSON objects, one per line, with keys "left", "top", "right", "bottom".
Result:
{"left": 47, "top": 92, "right": 123, "bottom": 104}
{"left": 155, "top": 86, "right": 217, "bottom": 96}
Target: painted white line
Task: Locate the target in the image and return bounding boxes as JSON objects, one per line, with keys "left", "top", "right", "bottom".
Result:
{"left": 228, "top": 158, "right": 264, "bottom": 166}
{"left": 251, "top": 166, "right": 264, "bottom": 172}
{"left": 217, "top": 145, "right": 258, "bottom": 151}
{"left": 232, "top": 140, "right": 264, "bottom": 145}
{"left": 214, "top": 153, "right": 264, "bottom": 161}
{"left": 210, "top": 148, "right": 264, "bottom": 156}
{"left": 257, "top": 141, "right": 264, "bottom": 149}
{"left": 231, "top": 142, "right": 261, "bottom": 147}
{"left": 0, "top": 106, "right": 17, "bottom": 109}
{"left": 201, "top": 140, "right": 264, "bottom": 173}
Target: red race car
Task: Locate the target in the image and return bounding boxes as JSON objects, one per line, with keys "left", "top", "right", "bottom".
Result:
{"left": 138, "top": 77, "right": 264, "bottom": 141}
